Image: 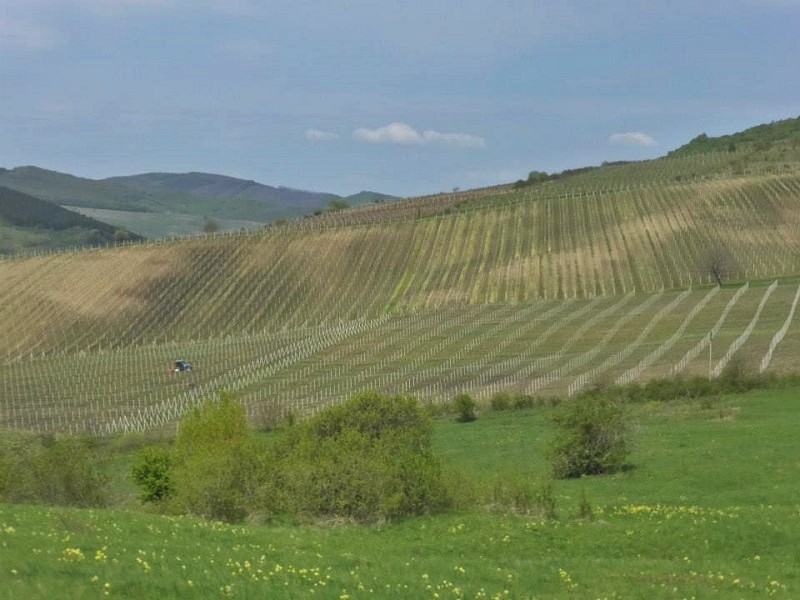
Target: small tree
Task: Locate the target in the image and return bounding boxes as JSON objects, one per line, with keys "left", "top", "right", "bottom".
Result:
{"left": 202, "top": 218, "right": 221, "bottom": 234}
{"left": 550, "top": 393, "right": 630, "bottom": 479}
{"left": 114, "top": 229, "right": 131, "bottom": 244}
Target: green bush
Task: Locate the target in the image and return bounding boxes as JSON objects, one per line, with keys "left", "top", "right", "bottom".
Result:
{"left": 131, "top": 446, "right": 173, "bottom": 503}
{"left": 550, "top": 393, "right": 630, "bottom": 479}
{"left": 265, "top": 392, "right": 450, "bottom": 522}
{"left": 490, "top": 391, "right": 513, "bottom": 411}
{"left": 452, "top": 393, "right": 477, "bottom": 422}
{"left": 170, "top": 392, "right": 265, "bottom": 522}
{"left": 0, "top": 433, "right": 108, "bottom": 508}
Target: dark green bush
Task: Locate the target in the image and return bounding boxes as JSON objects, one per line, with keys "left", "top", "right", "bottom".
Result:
{"left": 265, "top": 392, "right": 450, "bottom": 522}
{"left": 452, "top": 393, "right": 477, "bottom": 422}
{"left": 550, "top": 393, "right": 630, "bottom": 479}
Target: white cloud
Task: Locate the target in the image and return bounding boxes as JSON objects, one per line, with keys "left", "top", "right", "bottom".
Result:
{"left": 609, "top": 132, "right": 658, "bottom": 146}
{"left": 305, "top": 129, "right": 339, "bottom": 142}
{"left": 0, "top": 17, "right": 60, "bottom": 50}
{"left": 352, "top": 122, "right": 485, "bottom": 148}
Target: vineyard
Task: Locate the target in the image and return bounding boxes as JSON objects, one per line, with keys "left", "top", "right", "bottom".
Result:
{"left": 3, "top": 142, "right": 800, "bottom": 434}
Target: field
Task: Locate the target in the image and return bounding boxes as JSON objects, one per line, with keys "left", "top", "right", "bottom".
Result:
{"left": 3, "top": 121, "right": 800, "bottom": 598}
{"left": 3, "top": 139, "right": 800, "bottom": 434}
{"left": 1, "top": 386, "right": 798, "bottom": 598}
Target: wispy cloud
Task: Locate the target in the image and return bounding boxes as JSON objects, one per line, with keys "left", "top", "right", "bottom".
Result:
{"left": 0, "top": 17, "right": 61, "bottom": 51}
{"left": 305, "top": 129, "right": 339, "bottom": 142}
{"left": 352, "top": 122, "right": 485, "bottom": 148}
{"left": 608, "top": 132, "right": 658, "bottom": 146}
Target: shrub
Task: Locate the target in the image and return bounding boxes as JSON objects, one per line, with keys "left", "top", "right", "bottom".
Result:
{"left": 490, "top": 391, "right": 513, "bottom": 411}
{"left": 265, "top": 392, "right": 450, "bottom": 522}
{"left": 452, "top": 393, "right": 477, "bottom": 422}
{"left": 550, "top": 393, "right": 630, "bottom": 479}
{"left": 131, "top": 446, "right": 173, "bottom": 503}
{"left": 513, "top": 394, "right": 540, "bottom": 409}
{"left": 170, "top": 392, "right": 265, "bottom": 522}
{"left": 0, "top": 433, "right": 108, "bottom": 508}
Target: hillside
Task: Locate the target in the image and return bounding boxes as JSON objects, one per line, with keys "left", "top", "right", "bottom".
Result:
{"left": 0, "top": 187, "right": 143, "bottom": 254}
{"left": 2, "top": 118, "right": 800, "bottom": 435}
{"left": 105, "top": 172, "right": 340, "bottom": 214}
{"left": 0, "top": 167, "right": 395, "bottom": 240}
{"left": 668, "top": 115, "right": 800, "bottom": 156}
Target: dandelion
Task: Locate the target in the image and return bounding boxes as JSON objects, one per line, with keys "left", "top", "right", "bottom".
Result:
{"left": 61, "top": 548, "right": 85, "bottom": 562}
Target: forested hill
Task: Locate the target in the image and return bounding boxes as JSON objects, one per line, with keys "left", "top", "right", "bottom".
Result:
{"left": 668, "top": 116, "right": 800, "bottom": 156}
{"left": 0, "top": 187, "right": 142, "bottom": 254}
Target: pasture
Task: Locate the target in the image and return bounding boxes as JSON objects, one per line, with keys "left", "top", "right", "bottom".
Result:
{"left": 1, "top": 386, "right": 798, "bottom": 598}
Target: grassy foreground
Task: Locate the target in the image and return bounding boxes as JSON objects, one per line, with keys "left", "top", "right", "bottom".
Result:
{"left": 2, "top": 387, "right": 799, "bottom": 599}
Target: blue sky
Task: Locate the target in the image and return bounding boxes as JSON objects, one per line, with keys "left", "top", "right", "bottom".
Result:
{"left": 1, "top": 1, "right": 798, "bottom": 197}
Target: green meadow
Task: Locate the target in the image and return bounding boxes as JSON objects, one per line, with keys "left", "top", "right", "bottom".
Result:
{"left": 2, "top": 385, "right": 798, "bottom": 599}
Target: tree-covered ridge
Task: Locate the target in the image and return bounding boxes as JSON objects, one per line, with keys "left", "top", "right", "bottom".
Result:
{"left": 0, "top": 187, "right": 142, "bottom": 254}
{"left": 668, "top": 116, "right": 800, "bottom": 156}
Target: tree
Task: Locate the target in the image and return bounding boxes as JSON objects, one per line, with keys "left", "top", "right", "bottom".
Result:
{"left": 705, "top": 243, "right": 739, "bottom": 286}
{"left": 202, "top": 218, "right": 220, "bottom": 234}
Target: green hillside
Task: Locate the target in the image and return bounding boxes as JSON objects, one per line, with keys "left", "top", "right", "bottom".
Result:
{"left": 668, "top": 115, "right": 800, "bottom": 156}
{"left": 0, "top": 167, "right": 396, "bottom": 240}
{"left": 0, "top": 187, "right": 143, "bottom": 255}
{"left": 2, "top": 118, "right": 800, "bottom": 435}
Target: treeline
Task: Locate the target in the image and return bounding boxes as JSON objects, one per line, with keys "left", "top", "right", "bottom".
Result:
{"left": 512, "top": 161, "right": 634, "bottom": 189}
{"left": 668, "top": 116, "right": 800, "bottom": 157}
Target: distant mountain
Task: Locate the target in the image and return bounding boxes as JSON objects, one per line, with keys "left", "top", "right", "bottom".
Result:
{"left": 105, "top": 172, "right": 340, "bottom": 214}
{"left": 0, "top": 186, "right": 142, "bottom": 254}
{"left": 0, "top": 167, "right": 397, "bottom": 238}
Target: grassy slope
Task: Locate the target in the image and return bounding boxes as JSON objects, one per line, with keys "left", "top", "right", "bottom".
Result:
{"left": 1, "top": 386, "right": 798, "bottom": 598}
{"left": 3, "top": 120, "right": 800, "bottom": 434}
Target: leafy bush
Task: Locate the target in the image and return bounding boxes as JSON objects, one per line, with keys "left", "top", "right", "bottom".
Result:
{"left": 490, "top": 391, "right": 513, "bottom": 411}
{"left": 0, "top": 433, "right": 108, "bottom": 508}
{"left": 265, "top": 392, "right": 450, "bottom": 522}
{"left": 169, "top": 392, "right": 265, "bottom": 522}
{"left": 489, "top": 391, "right": 543, "bottom": 411}
{"left": 131, "top": 446, "right": 173, "bottom": 503}
{"left": 452, "top": 393, "right": 477, "bottom": 422}
{"left": 550, "top": 393, "right": 630, "bottom": 479}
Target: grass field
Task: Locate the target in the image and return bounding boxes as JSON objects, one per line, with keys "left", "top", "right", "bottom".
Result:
{"left": 2, "top": 385, "right": 798, "bottom": 598}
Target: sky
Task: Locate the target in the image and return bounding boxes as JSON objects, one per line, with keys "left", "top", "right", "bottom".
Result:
{"left": 1, "top": 1, "right": 798, "bottom": 197}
